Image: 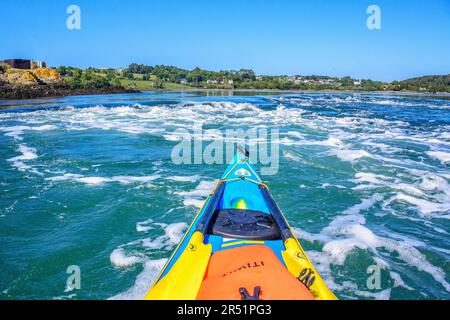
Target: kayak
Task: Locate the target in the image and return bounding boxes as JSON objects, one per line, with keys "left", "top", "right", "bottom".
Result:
{"left": 145, "top": 148, "right": 336, "bottom": 300}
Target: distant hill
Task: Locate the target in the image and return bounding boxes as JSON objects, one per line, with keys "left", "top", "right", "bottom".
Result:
{"left": 393, "top": 74, "right": 450, "bottom": 93}
{"left": 118, "top": 63, "right": 450, "bottom": 93}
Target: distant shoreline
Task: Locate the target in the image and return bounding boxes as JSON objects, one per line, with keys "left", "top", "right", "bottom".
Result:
{"left": 1, "top": 87, "right": 450, "bottom": 105}
{"left": 2, "top": 63, "right": 449, "bottom": 100}
{"left": 159, "top": 88, "right": 450, "bottom": 97}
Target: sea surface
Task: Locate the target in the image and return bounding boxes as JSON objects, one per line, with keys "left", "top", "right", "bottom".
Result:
{"left": 0, "top": 91, "right": 449, "bottom": 300}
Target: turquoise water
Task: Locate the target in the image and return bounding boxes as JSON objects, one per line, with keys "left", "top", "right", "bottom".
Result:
{"left": 0, "top": 91, "right": 449, "bottom": 300}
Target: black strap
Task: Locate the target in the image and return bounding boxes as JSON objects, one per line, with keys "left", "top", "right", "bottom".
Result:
{"left": 259, "top": 184, "right": 293, "bottom": 240}
{"left": 239, "top": 286, "right": 261, "bottom": 300}
{"left": 195, "top": 181, "right": 226, "bottom": 234}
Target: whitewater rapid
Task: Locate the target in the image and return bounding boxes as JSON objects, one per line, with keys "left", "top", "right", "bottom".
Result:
{"left": 0, "top": 92, "right": 449, "bottom": 299}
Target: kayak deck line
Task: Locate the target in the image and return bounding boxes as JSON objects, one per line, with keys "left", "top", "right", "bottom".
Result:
{"left": 221, "top": 240, "right": 265, "bottom": 248}
{"left": 145, "top": 149, "right": 337, "bottom": 300}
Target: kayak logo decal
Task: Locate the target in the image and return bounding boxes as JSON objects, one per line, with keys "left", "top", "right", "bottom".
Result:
{"left": 234, "top": 168, "right": 251, "bottom": 177}
{"left": 297, "top": 268, "right": 315, "bottom": 288}
{"left": 221, "top": 261, "right": 265, "bottom": 278}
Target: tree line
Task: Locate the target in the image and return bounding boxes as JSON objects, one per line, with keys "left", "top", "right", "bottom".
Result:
{"left": 54, "top": 64, "right": 450, "bottom": 93}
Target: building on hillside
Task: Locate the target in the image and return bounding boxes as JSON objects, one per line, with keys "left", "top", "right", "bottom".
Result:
{"left": 3, "top": 59, "right": 31, "bottom": 69}
{"left": 3, "top": 59, "right": 47, "bottom": 70}
{"left": 35, "top": 61, "right": 46, "bottom": 68}
{"left": 318, "top": 79, "right": 334, "bottom": 85}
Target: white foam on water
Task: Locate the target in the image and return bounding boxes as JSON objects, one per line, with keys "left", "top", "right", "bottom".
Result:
{"left": 8, "top": 144, "right": 38, "bottom": 162}
{"left": 419, "top": 173, "right": 447, "bottom": 191}
{"left": 141, "top": 237, "right": 166, "bottom": 250}
{"left": 293, "top": 194, "right": 450, "bottom": 294}
{"left": 45, "top": 173, "right": 84, "bottom": 182}
{"left": 165, "top": 222, "right": 188, "bottom": 244}
{"left": 0, "top": 125, "right": 29, "bottom": 140}
{"left": 47, "top": 101, "right": 257, "bottom": 137}
{"left": 109, "top": 258, "right": 167, "bottom": 300}
{"left": 109, "top": 221, "right": 188, "bottom": 299}
{"left": 0, "top": 125, "right": 30, "bottom": 140}
{"left": 368, "top": 99, "right": 422, "bottom": 107}
{"left": 175, "top": 180, "right": 217, "bottom": 208}
{"left": 32, "top": 124, "right": 56, "bottom": 131}
{"left": 0, "top": 124, "right": 56, "bottom": 141}
{"left": 351, "top": 172, "right": 391, "bottom": 190}
{"left": 351, "top": 172, "right": 390, "bottom": 185}
{"left": 136, "top": 218, "right": 154, "bottom": 233}
{"left": 110, "top": 175, "right": 161, "bottom": 184}
{"left": 305, "top": 250, "right": 344, "bottom": 293}
{"left": 393, "top": 184, "right": 425, "bottom": 198}
{"left": 53, "top": 293, "right": 77, "bottom": 300}
{"left": 7, "top": 144, "right": 40, "bottom": 173}
{"left": 182, "top": 198, "right": 205, "bottom": 208}
{"left": 342, "top": 194, "right": 384, "bottom": 215}
{"left": 362, "top": 140, "right": 401, "bottom": 154}
{"left": 292, "top": 227, "right": 329, "bottom": 244}
{"left": 110, "top": 248, "right": 143, "bottom": 268}
{"left": 141, "top": 222, "right": 188, "bottom": 250}
{"left": 175, "top": 180, "right": 216, "bottom": 198}
{"left": 353, "top": 288, "right": 392, "bottom": 300}
{"left": 386, "top": 193, "right": 450, "bottom": 215}
{"left": 286, "top": 131, "right": 306, "bottom": 140}
{"left": 389, "top": 271, "right": 414, "bottom": 291}
{"left": 45, "top": 174, "right": 160, "bottom": 185}
{"left": 328, "top": 148, "right": 371, "bottom": 163}
{"left": 427, "top": 151, "right": 450, "bottom": 164}
{"left": 350, "top": 171, "right": 450, "bottom": 218}
{"left": 282, "top": 149, "right": 303, "bottom": 162}
{"left": 301, "top": 137, "right": 344, "bottom": 148}
{"left": 76, "top": 177, "right": 111, "bottom": 184}
{"left": 166, "top": 175, "right": 200, "bottom": 183}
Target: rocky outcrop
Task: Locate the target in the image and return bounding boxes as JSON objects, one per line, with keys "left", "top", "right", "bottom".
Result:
{"left": 0, "top": 66, "right": 140, "bottom": 100}
{"left": 0, "top": 82, "right": 139, "bottom": 100}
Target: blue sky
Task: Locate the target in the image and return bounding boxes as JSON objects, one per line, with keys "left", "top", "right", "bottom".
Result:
{"left": 1, "top": 0, "right": 449, "bottom": 81}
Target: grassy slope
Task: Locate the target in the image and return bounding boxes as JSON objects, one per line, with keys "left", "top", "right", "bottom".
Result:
{"left": 120, "top": 73, "right": 192, "bottom": 90}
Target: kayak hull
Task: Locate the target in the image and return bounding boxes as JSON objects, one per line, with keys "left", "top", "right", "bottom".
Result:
{"left": 145, "top": 152, "right": 336, "bottom": 300}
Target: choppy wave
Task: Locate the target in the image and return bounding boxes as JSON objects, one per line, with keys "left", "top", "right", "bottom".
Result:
{"left": 175, "top": 180, "right": 217, "bottom": 208}
{"left": 45, "top": 173, "right": 161, "bottom": 185}
{"left": 1, "top": 92, "right": 449, "bottom": 300}
{"left": 109, "top": 259, "right": 167, "bottom": 300}
{"left": 293, "top": 193, "right": 450, "bottom": 298}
